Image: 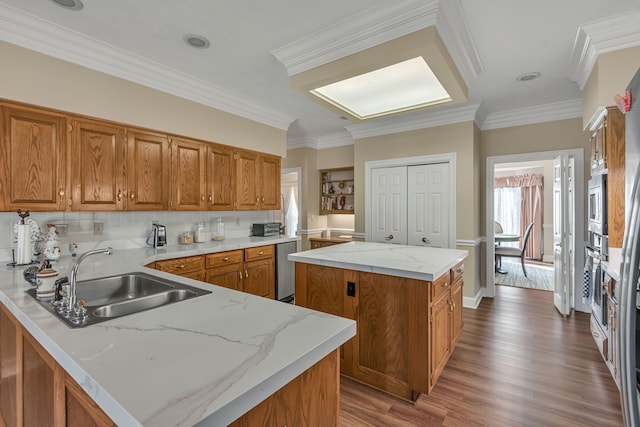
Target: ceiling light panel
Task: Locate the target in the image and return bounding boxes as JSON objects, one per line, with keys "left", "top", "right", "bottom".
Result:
{"left": 310, "top": 57, "right": 451, "bottom": 120}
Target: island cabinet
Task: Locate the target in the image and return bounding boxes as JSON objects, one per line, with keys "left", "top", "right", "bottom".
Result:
{"left": 0, "top": 304, "right": 115, "bottom": 426}
{"left": 0, "top": 103, "right": 68, "bottom": 211}
{"left": 295, "top": 261, "right": 464, "bottom": 400}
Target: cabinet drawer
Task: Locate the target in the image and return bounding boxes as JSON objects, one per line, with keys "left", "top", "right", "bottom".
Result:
{"left": 206, "top": 250, "right": 243, "bottom": 268}
{"left": 430, "top": 273, "right": 451, "bottom": 302}
{"left": 244, "top": 245, "right": 274, "bottom": 261}
{"left": 155, "top": 255, "right": 204, "bottom": 274}
{"left": 450, "top": 262, "right": 464, "bottom": 284}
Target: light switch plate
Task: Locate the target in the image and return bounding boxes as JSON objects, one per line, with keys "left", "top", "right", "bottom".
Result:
{"left": 93, "top": 222, "right": 104, "bottom": 235}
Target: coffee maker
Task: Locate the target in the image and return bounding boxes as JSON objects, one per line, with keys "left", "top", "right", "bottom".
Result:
{"left": 149, "top": 223, "right": 166, "bottom": 248}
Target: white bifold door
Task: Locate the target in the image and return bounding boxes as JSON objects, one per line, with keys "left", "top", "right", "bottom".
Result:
{"left": 371, "top": 163, "right": 450, "bottom": 247}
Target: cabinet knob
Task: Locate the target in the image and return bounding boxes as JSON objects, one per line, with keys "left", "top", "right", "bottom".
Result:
{"left": 239, "top": 272, "right": 242, "bottom": 281}
{"left": 58, "top": 187, "right": 65, "bottom": 198}
{"left": 245, "top": 270, "right": 249, "bottom": 278}
{"left": 176, "top": 264, "right": 186, "bottom": 269}
{"left": 208, "top": 194, "right": 212, "bottom": 204}
{"left": 222, "top": 257, "right": 230, "bottom": 261}
{"left": 261, "top": 197, "right": 265, "bottom": 203}
{"left": 117, "top": 189, "right": 123, "bottom": 201}
{"left": 201, "top": 194, "right": 205, "bottom": 201}
{"left": 258, "top": 251, "right": 264, "bottom": 255}
{"left": 441, "top": 281, "right": 448, "bottom": 287}
{"left": 385, "top": 234, "right": 394, "bottom": 240}
{"left": 422, "top": 237, "right": 430, "bottom": 244}
{"left": 129, "top": 192, "right": 135, "bottom": 200}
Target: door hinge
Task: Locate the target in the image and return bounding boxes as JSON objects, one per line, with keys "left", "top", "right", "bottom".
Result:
{"left": 429, "top": 314, "right": 433, "bottom": 323}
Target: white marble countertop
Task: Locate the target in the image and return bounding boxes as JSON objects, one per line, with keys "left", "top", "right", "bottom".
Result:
{"left": 289, "top": 241, "right": 468, "bottom": 282}
{"left": 0, "top": 235, "right": 356, "bottom": 426}
{"left": 603, "top": 247, "right": 622, "bottom": 282}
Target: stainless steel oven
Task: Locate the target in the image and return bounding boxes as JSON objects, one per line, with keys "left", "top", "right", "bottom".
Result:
{"left": 587, "top": 245, "right": 607, "bottom": 329}
{"left": 588, "top": 173, "right": 608, "bottom": 235}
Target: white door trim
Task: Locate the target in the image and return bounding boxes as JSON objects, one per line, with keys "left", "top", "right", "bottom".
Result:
{"left": 365, "top": 153, "right": 457, "bottom": 248}
{"left": 485, "top": 149, "right": 587, "bottom": 312}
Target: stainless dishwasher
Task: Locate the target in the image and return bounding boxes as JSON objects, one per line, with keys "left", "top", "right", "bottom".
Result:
{"left": 276, "top": 241, "right": 297, "bottom": 302}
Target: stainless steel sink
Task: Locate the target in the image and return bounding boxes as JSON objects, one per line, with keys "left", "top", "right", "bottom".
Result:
{"left": 26, "top": 272, "right": 211, "bottom": 328}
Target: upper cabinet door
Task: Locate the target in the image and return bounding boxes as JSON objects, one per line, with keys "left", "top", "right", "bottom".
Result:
{"left": 1, "top": 105, "right": 67, "bottom": 211}
{"left": 260, "top": 155, "right": 281, "bottom": 210}
{"left": 126, "top": 129, "right": 170, "bottom": 211}
{"left": 71, "top": 119, "right": 126, "bottom": 211}
{"left": 207, "top": 143, "right": 235, "bottom": 210}
{"left": 170, "top": 137, "right": 206, "bottom": 211}
{"left": 235, "top": 149, "right": 260, "bottom": 210}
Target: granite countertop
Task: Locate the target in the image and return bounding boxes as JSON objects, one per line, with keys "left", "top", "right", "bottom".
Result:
{"left": 0, "top": 235, "right": 356, "bottom": 426}
{"left": 289, "top": 241, "right": 468, "bottom": 281}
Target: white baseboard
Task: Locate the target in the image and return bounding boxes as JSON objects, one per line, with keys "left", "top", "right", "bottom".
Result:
{"left": 543, "top": 254, "right": 554, "bottom": 263}
{"left": 463, "top": 288, "right": 485, "bottom": 309}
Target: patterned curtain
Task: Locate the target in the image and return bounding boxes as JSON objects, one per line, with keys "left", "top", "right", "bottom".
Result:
{"left": 495, "top": 174, "right": 544, "bottom": 260}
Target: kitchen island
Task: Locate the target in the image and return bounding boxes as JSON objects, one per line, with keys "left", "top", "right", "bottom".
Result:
{"left": 290, "top": 241, "right": 468, "bottom": 401}
{"left": 0, "top": 235, "right": 355, "bottom": 426}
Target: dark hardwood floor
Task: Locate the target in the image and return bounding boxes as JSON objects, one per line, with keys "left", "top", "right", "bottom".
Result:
{"left": 339, "top": 285, "right": 623, "bottom": 426}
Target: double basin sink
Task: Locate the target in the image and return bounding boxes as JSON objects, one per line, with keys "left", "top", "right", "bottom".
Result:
{"left": 27, "top": 272, "right": 211, "bottom": 328}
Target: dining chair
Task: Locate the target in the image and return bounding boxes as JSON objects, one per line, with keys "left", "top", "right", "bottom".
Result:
{"left": 495, "top": 222, "right": 535, "bottom": 277}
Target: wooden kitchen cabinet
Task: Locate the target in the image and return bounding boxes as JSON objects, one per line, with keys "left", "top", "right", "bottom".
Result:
{"left": 70, "top": 118, "right": 127, "bottom": 211}
{"left": 235, "top": 149, "right": 281, "bottom": 211}
{"left": 126, "top": 129, "right": 171, "bottom": 211}
{"left": 154, "top": 255, "right": 205, "bottom": 281}
{"left": 0, "top": 103, "right": 68, "bottom": 211}
{"left": 590, "top": 106, "right": 626, "bottom": 247}
{"left": 205, "top": 250, "right": 244, "bottom": 291}
{"left": 204, "top": 246, "right": 275, "bottom": 299}
{"left": 170, "top": 137, "right": 207, "bottom": 211}
{"left": 207, "top": 143, "right": 235, "bottom": 210}
{"left": 295, "top": 262, "right": 464, "bottom": 400}
{"left": 0, "top": 304, "right": 115, "bottom": 426}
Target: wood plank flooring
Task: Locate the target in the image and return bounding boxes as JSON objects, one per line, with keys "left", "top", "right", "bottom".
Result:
{"left": 339, "top": 285, "right": 623, "bottom": 426}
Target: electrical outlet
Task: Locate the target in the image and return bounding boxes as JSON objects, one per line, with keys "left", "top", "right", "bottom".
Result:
{"left": 93, "top": 222, "right": 104, "bottom": 236}
{"left": 56, "top": 224, "right": 68, "bottom": 237}
{"left": 347, "top": 281, "right": 356, "bottom": 297}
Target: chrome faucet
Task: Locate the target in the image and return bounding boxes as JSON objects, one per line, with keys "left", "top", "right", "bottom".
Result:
{"left": 67, "top": 247, "right": 113, "bottom": 315}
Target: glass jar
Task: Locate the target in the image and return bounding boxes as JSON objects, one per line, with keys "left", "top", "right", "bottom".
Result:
{"left": 179, "top": 231, "right": 194, "bottom": 245}
{"left": 194, "top": 222, "right": 208, "bottom": 243}
{"left": 213, "top": 217, "right": 225, "bottom": 241}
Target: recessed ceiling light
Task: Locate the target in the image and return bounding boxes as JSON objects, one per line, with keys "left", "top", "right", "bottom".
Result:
{"left": 49, "top": 0, "right": 84, "bottom": 10}
{"left": 310, "top": 57, "right": 452, "bottom": 120}
{"left": 516, "top": 72, "right": 541, "bottom": 82}
{"left": 183, "top": 34, "right": 210, "bottom": 49}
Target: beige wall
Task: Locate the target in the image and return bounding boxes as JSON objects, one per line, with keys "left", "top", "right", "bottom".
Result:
{"left": 583, "top": 45, "right": 640, "bottom": 128}
{"left": 354, "top": 121, "right": 478, "bottom": 239}
{"left": 480, "top": 118, "right": 590, "bottom": 237}
{"left": 0, "top": 41, "right": 286, "bottom": 156}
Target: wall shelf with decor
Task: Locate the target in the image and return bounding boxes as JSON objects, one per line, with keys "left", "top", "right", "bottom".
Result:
{"left": 320, "top": 167, "right": 354, "bottom": 215}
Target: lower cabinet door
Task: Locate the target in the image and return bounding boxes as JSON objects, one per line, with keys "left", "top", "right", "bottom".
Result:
{"left": 430, "top": 293, "right": 451, "bottom": 390}
{"left": 243, "top": 259, "right": 274, "bottom": 299}
{"left": 450, "top": 279, "right": 463, "bottom": 347}
{"left": 206, "top": 264, "right": 243, "bottom": 291}
{"left": 22, "top": 332, "right": 57, "bottom": 426}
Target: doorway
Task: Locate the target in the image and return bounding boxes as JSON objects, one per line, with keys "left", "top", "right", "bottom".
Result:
{"left": 281, "top": 167, "right": 301, "bottom": 238}
{"left": 486, "top": 149, "right": 587, "bottom": 313}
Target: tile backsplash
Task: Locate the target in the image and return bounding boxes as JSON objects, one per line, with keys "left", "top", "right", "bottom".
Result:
{"left": 0, "top": 210, "right": 282, "bottom": 262}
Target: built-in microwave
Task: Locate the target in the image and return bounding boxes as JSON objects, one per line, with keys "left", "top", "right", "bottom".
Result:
{"left": 588, "top": 173, "right": 607, "bottom": 236}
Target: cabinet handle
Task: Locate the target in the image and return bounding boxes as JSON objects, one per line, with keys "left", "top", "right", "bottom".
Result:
{"left": 222, "top": 257, "right": 230, "bottom": 261}
{"left": 201, "top": 194, "right": 205, "bottom": 201}
{"left": 441, "top": 281, "right": 448, "bottom": 287}
{"left": 422, "top": 237, "right": 430, "bottom": 243}
{"left": 117, "top": 189, "right": 123, "bottom": 201}
{"left": 176, "top": 264, "right": 186, "bottom": 269}
{"left": 256, "top": 197, "right": 260, "bottom": 203}
{"left": 455, "top": 268, "right": 463, "bottom": 273}
{"left": 130, "top": 192, "right": 135, "bottom": 200}
{"left": 261, "top": 197, "right": 265, "bottom": 203}
{"left": 245, "top": 270, "right": 248, "bottom": 278}
{"left": 208, "top": 195, "right": 212, "bottom": 204}
{"left": 385, "top": 234, "right": 394, "bottom": 240}
{"left": 239, "top": 272, "right": 242, "bottom": 281}
{"left": 258, "top": 251, "right": 264, "bottom": 255}
{"left": 58, "top": 187, "right": 65, "bottom": 198}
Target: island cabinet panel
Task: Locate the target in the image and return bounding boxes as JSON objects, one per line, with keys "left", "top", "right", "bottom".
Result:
{"left": 70, "top": 119, "right": 126, "bottom": 211}
{"left": 0, "top": 305, "right": 20, "bottom": 427}
{"left": 0, "top": 304, "right": 115, "bottom": 427}
{"left": 229, "top": 349, "right": 339, "bottom": 427}
{"left": 126, "top": 129, "right": 170, "bottom": 211}
{"left": 0, "top": 104, "right": 67, "bottom": 211}
{"left": 295, "top": 261, "right": 464, "bottom": 400}
{"left": 170, "top": 137, "right": 207, "bottom": 211}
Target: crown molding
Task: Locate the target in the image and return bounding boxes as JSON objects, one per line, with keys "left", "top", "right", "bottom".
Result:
{"left": 569, "top": 11, "right": 640, "bottom": 90}
{"left": 346, "top": 103, "right": 480, "bottom": 139}
{"left": 271, "top": 0, "right": 439, "bottom": 76}
{"left": 286, "top": 136, "right": 318, "bottom": 150}
{"left": 270, "top": 0, "right": 482, "bottom": 85}
{"left": 286, "top": 131, "right": 353, "bottom": 150}
{"left": 435, "top": 0, "right": 483, "bottom": 84}
{"left": 0, "top": 4, "right": 293, "bottom": 130}
{"left": 480, "top": 99, "right": 582, "bottom": 131}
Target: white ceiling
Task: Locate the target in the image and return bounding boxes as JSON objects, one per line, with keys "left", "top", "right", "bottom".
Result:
{"left": 1, "top": 0, "right": 639, "bottom": 148}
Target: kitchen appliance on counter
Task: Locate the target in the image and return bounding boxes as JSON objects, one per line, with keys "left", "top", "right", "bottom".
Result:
{"left": 618, "top": 66, "right": 640, "bottom": 426}
{"left": 251, "top": 222, "right": 281, "bottom": 237}
{"left": 147, "top": 223, "right": 167, "bottom": 248}
{"left": 275, "top": 241, "right": 297, "bottom": 303}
